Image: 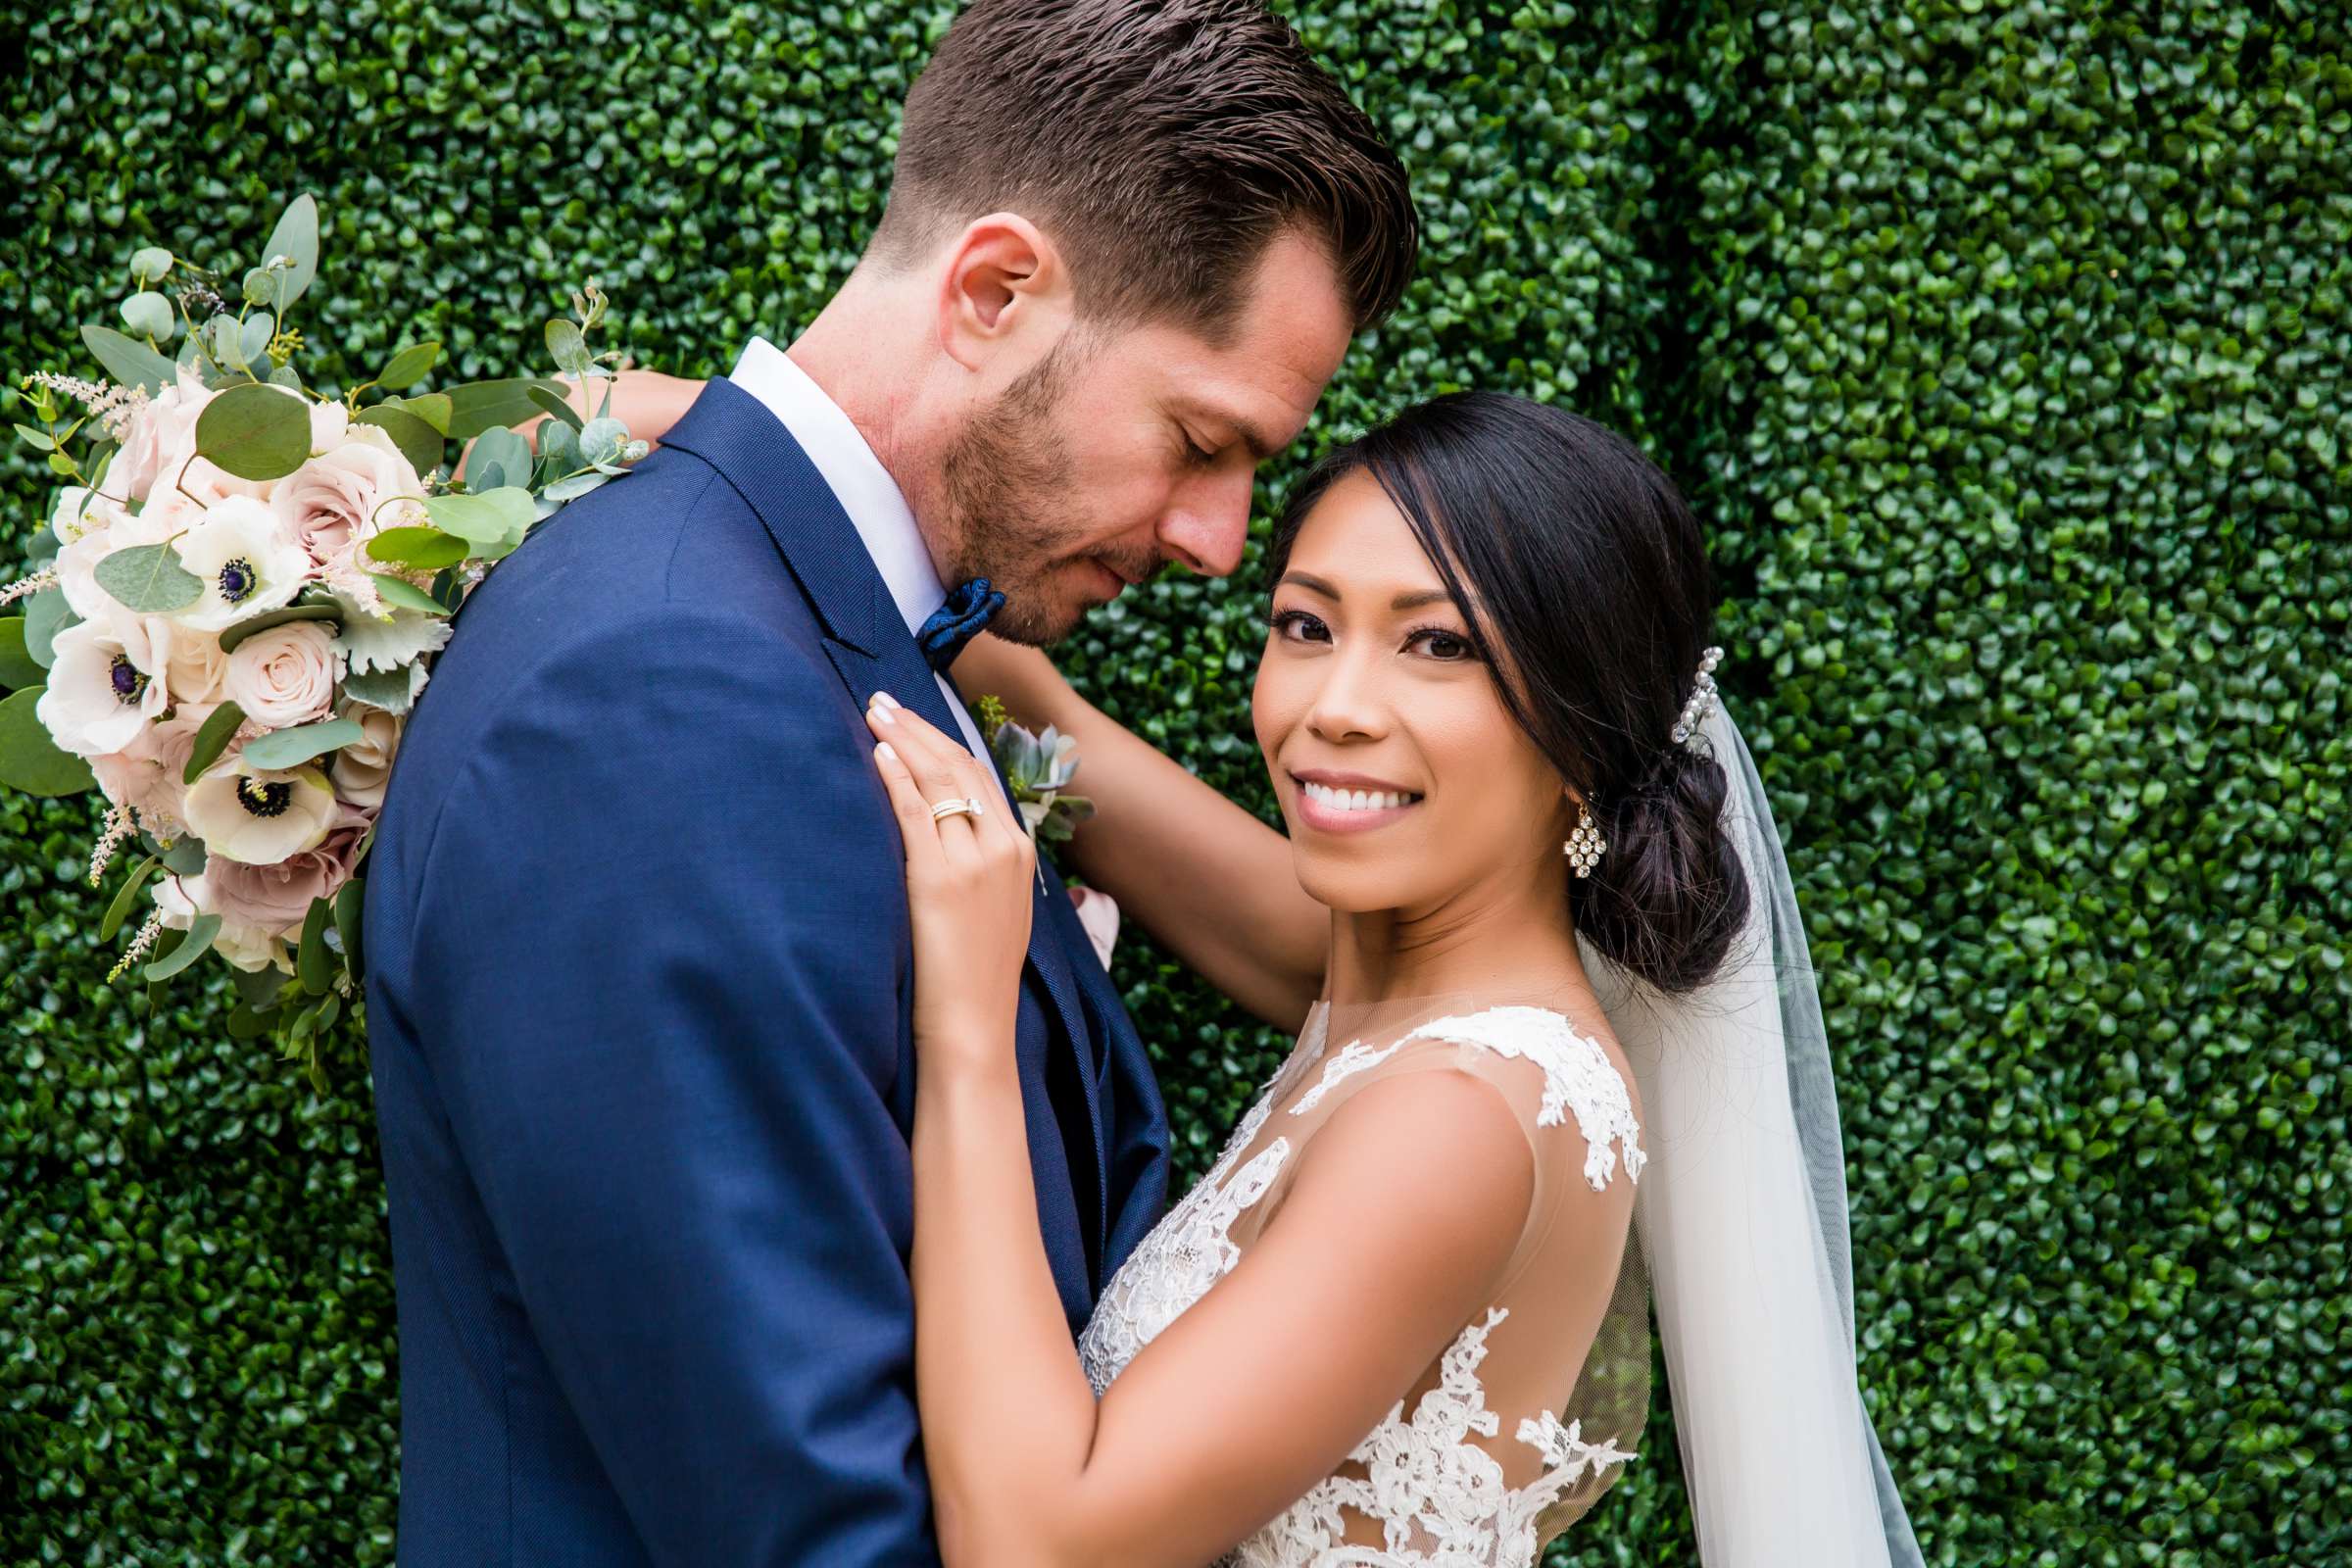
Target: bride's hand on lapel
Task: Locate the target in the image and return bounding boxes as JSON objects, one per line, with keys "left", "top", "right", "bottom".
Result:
{"left": 864, "top": 692, "right": 1036, "bottom": 1069}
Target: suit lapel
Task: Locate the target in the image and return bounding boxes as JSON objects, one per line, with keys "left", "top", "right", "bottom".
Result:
{"left": 663, "top": 376, "right": 1110, "bottom": 1271}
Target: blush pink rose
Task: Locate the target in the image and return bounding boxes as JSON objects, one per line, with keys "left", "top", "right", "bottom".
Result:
{"left": 109, "top": 368, "right": 216, "bottom": 504}
{"left": 88, "top": 700, "right": 220, "bottom": 838}
{"left": 224, "top": 621, "right": 337, "bottom": 728}
{"left": 270, "top": 423, "right": 425, "bottom": 564}
{"left": 202, "top": 808, "right": 369, "bottom": 936}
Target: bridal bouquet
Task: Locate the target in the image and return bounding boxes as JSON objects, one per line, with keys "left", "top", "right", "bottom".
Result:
{"left": 0, "top": 193, "right": 644, "bottom": 1084}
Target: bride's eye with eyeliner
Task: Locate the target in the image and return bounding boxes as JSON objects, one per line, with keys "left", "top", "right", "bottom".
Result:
{"left": 1404, "top": 625, "right": 1480, "bottom": 662}
{"left": 1268, "top": 608, "right": 1331, "bottom": 644}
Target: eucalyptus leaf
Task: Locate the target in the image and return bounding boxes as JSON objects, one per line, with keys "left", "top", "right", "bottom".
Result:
{"left": 0, "top": 687, "right": 94, "bottom": 795}
{"left": 386, "top": 392, "right": 453, "bottom": 435}
{"left": 207, "top": 313, "right": 248, "bottom": 370}
{"left": 378, "top": 341, "right": 441, "bottom": 390}
{"left": 230, "top": 961, "right": 288, "bottom": 1009}
{"left": 79, "top": 324, "right": 175, "bottom": 395}
{"left": 195, "top": 381, "right": 311, "bottom": 481}
{"left": 157, "top": 835, "right": 208, "bottom": 875}
{"left": 121, "top": 291, "right": 175, "bottom": 341}
{"left": 239, "top": 311, "right": 276, "bottom": 368}
{"left": 240, "top": 716, "right": 365, "bottom": 771}
{"left": 24, "top": 590, "right": 74, "bottom": 669}
{"left": 334, "top": 877, "right": 366, "bottom": 986}
{"left": 541, "top": 471, "right": 609, "bottom": 504}
{"left": 545, "top": 318, "right": 592, "bottom": 375}
{"left": 143, "top": 912, "right": 219, "bottom": 982}
{"left": 527, "top": 384, "right": 585, "bottom": 431}
{"left": 297, "top": 897, "right": 332, "bottom": 996}
{"left": 364, "top": 573, "right": 452, "bottom": 617}
{"left": 442, "top": 378, "right": 570, "bottom": 441}
{"left": 182, "top": 701, "right": 246, "bottom": 784}
{"left": 13, "top": 423, "right": 57, "bottom": 452}
{"left": 219, "top": 605, "right": 340, "bottom": 655}
{"left": 355, "top": 404, "right": 445, "bottom": 477}
{"left": 578, "top": 416, "right": 628, "bottom": 466}
{"left": 0, "top": 619, "right": 42, "bottom": 691}
{"left": 425, "top": 487, "right": 536, "bottom": 545}
{"left": 462, "top": 427, "right": 532, "bottom": 493}
{"left": 100, "top": 854, "right": 163, "bottom": 942}
{"left": 365, "top": 527, "right": 469, "bottom": 571}
{"left": 94, "top": 543, "right": 204, "bottom": 614}
{"left": 261, "top": 193, "right": 319, "bottom": 310}
{"left": 129, "top": 246, "right": 172, "bottom": 284}
{"left": 270, "top": 364, "right": 303, "bottom": 391}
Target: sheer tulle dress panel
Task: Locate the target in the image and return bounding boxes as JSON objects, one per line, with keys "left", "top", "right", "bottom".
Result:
{"left": 1078, "top": 992, "right": 1652, "bottom": 1568}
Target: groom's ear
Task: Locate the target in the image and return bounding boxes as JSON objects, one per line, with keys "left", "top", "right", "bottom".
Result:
{"left": 936, "top": 213, "right": 1075, "bottom": 371}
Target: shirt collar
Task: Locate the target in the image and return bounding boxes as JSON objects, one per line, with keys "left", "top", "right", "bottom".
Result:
{"left": 727, "top": 335, "right": 944, "bottom": 637}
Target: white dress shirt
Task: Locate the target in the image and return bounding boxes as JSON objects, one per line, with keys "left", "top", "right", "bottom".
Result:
{"left": 726, "top": 336, "right": 1002, "bottom": 789}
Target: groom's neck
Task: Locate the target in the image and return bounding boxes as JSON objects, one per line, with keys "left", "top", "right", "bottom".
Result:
{"left": 785, "top": 269, "right": 955, "bottom": 557}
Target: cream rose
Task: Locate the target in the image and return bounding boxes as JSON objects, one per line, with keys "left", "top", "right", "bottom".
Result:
{"left": 202, "top": 808, "right": 369, "bottom": 936}
{"left": 224, "top": 621, "right": 337, "bottom": 728}
{"left": 308, "top": 399, "right": 350, "bottom": 455}
{"left": 271, "top": 423, "right": 425, "bottom": 564}
{"left": 329, "top": 703, "right": 402, "bottom": 810}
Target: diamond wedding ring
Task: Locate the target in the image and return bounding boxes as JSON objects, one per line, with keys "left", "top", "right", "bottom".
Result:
{"left": 930, "top": 797, "right": 985, "bottom": 823}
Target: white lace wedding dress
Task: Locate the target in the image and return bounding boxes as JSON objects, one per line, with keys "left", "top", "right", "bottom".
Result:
{"left": 1078, "top": 996, "right": 1655, "bottom": 1567}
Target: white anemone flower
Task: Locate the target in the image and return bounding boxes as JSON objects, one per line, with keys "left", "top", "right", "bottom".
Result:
{"left": 182, "top": 756, "right": 338, "bottom": 865}
{"left": 170, "top": 494, "right": 311, "bottom": 633}
{"left": 36, "top": 617, "right": 173, "bottom": 758}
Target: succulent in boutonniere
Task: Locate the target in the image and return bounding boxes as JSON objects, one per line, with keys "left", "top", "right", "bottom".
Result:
{"left": 976, "top": 693, "right": 1095, "bottom": 845}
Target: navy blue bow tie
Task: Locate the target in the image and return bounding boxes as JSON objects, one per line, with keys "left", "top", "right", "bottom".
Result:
{"left": 917, "top": 577, "right": 1005, "bottom": 672}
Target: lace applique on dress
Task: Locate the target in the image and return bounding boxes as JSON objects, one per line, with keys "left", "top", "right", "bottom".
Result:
{"left": 1237, "top": 1308, "right": 1635, "bottom": 1568}
{"left": 1407, "top": 1007, "right": 1648, "bottom": 1192}
{"left": 1078, "top": 1113, "right": 1289, "bottom": 1395}
{"left": 1290, "top": 1037, "right": 1404, "bottom": 1117}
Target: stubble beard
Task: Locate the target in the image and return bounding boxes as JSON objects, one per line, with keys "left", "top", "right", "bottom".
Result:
{"left": 937, "top": 337, "right": 1128, "bottom": 647}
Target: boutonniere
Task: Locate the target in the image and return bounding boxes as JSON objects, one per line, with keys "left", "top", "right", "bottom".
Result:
{"left": 975, "top": 694, "right": 1096, "bottom": 845}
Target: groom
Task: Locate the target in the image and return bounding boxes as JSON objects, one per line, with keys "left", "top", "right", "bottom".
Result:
{"left": 363, "top": 0, "right": 1416, "bottom": 1562}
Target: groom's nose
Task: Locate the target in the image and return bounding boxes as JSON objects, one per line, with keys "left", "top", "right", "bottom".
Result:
{"left": 1155, "top": 466, "right": 1254, "bottom": 577}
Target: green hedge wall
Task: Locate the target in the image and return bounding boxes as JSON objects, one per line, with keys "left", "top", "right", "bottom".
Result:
{"left": 2, "top": 0, "right": 2345, "bottom": 1563}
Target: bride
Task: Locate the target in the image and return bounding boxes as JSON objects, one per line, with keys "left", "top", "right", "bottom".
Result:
{"left": 856, "top": 389, "right": 1925, "bottom": 1567}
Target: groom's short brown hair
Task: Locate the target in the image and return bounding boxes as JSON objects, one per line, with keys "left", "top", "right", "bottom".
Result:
{"left": 872, "top": 0, "right": 1417, "bottom": 333}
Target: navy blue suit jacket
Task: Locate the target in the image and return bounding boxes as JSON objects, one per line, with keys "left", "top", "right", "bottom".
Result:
{"left": 365, "top": 375, "right": 1172, "bottom": 1566}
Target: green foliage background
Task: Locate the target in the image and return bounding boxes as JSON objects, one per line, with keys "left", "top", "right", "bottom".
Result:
{"left": 3, "top": 0, "right": 2346, "bottom": 1562}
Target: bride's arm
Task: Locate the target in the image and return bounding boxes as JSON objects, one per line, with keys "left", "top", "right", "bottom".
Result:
{"left": 954, "top": 633, "right": 1327, "bottom": 1031}
{"left": 866, "top": 701, "right": 1590, "bottom": 1568}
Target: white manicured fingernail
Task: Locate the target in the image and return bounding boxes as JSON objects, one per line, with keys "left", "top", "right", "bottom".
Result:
{"left": 870, "top": 701, "right": 896, "bottom": 724}
{"left": 875, "top": 741, "right": 898, "bottom": 762}
{"left": 871, "top": 691, "right": 900, "bottom": 710}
